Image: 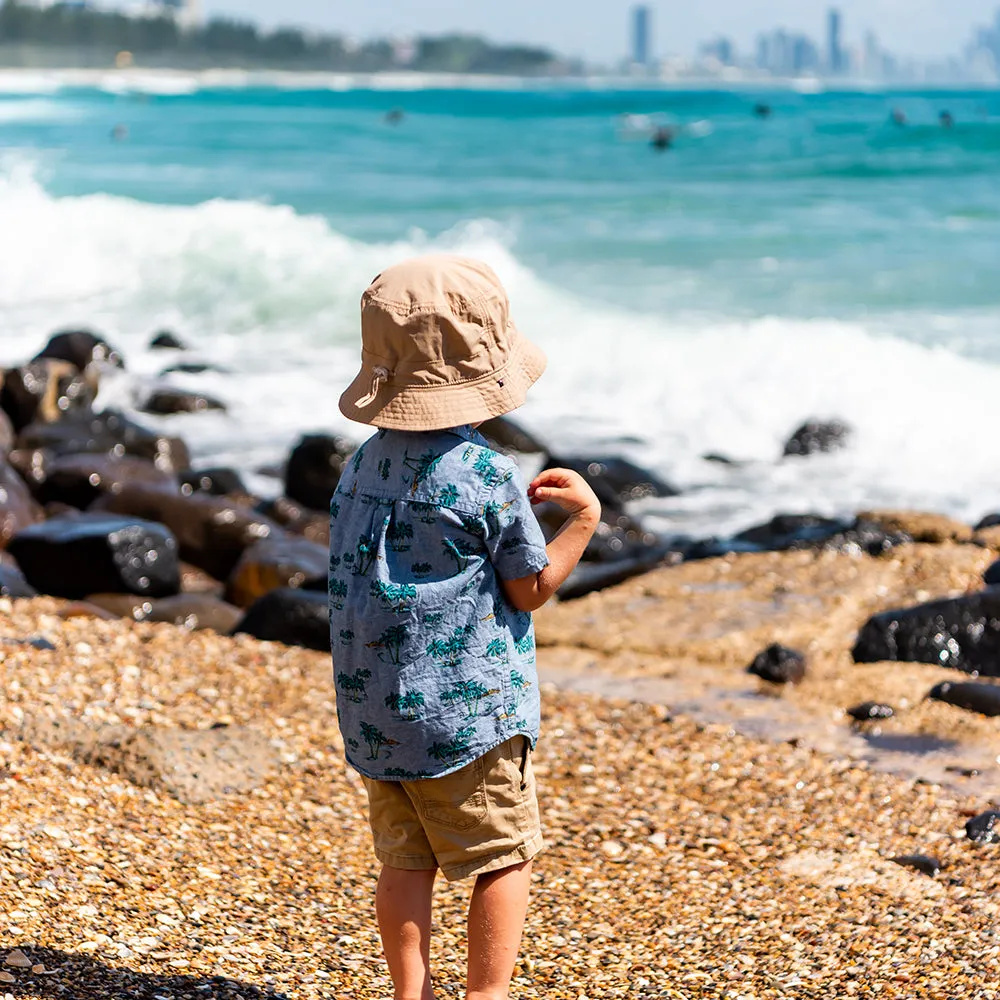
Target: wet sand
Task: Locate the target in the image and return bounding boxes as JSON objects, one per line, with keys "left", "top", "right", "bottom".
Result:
{"left": 1, "top": 576, "right": 998, "bottom": 999}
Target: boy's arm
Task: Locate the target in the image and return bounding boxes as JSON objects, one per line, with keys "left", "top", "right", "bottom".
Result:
{"left": 501, "top": 468, "right": 601, "bottom": 613}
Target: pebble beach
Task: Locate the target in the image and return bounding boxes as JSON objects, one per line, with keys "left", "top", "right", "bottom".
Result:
{"left": 2, "top": 588, "right": 999, "bottom": 1000}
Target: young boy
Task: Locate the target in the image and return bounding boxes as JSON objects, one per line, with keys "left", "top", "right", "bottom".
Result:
{"left": 330, "top": 255, "right": 600, "bottom": 1000}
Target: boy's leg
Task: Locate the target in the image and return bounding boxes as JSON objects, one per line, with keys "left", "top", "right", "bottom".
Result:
{"left": 376, "top": 864, "right": 438, "bottom": 1000}
{"left": 465, "top": 859, "right": 533, "bottom": 1000}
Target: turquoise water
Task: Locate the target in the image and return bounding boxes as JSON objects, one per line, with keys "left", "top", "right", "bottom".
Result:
{"left": 2, "top": 77, "right": 1000, "bottom": 533}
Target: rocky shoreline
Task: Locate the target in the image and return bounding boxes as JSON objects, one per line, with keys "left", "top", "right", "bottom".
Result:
{"left": 1, "top": 328, "right": 1000, "bottom": 996}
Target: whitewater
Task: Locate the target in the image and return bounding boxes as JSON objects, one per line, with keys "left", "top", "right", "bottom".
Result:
{"left": 1, "top": 81, "right": 999, "bottom": 537}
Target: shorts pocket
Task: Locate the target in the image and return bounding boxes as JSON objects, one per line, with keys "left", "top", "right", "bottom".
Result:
{"left": 411, "top": 754, "right": 489, "bottom": 832}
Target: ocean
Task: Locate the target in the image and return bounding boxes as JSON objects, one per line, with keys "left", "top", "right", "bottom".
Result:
{"left": 2, "top": 73, "right": 1000, "bottom": 539}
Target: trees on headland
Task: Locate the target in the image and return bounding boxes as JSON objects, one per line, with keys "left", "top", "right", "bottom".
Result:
{"left": 0, "top": 1, "right": 564, "bottom": 73}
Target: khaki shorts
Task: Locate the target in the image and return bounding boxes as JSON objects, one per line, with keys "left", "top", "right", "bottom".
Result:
{"left": 361, "top": 736, "right": 543, "bottom": 882}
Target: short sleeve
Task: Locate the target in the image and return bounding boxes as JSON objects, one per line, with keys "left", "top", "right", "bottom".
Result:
{"left": 482, "top": 463, "right": 550, "bottom": 581}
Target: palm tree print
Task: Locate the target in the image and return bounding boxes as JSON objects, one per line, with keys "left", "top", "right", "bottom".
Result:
{"left": 351, "top": 447, "right": 365, "bottom": 473}
{"left": 441, "top": 680, "right": 500, "bottom": 718}
{"left": 427, "top": 624, "right": 476, "bottom": 668}
{"left": 329, "top": 553, "right": 341, "bottom": 570}
{"left": 377, "top": 457, "right": 392, "bottom": 481}
{"left": 360, "top": 722, "right": 400, "bottom": 761}
{"left": 366, "top": 623, "right": 410, "bottom": 664}
{"left": 484, "top": 498, "right": 516, "bottom": 532}
{"left": 437, "top": 484, "right": 459, "bottom": 506}
{"left": 459, "top": 512, "right": 486, "bottom": 538}
{"left": 411, "top": 561, "right": 432, "bottom": 578}
{"left": 384, "top": 690, "right": 425, "bottom": 721}
{"left": 339, "top": 629, "right": 354, "bottom": 645}
{"left": 353, "top": 535, "right": 377, "bottom": 576}
{"left": 485, "top": 638, "right": 509, "bottom": 665}
{"left": 330, "top": 499, "right": 341, "bottom": 519}
{"left": 409, "top": 501, "right": 439, "bottom": 523}
{"left": 386, "top": 520, "right": 413, "bottom": 552}
{"left": 442, "top": 537, "right": 481, "bottom": 574}
{"left": 427, "top": 725, "right": 476, "bottom": 764}
{"left": 514, "top": 634, "right": 534, "bottom": 656}
{"left": 424, "top": 612, "right": 445, "bottom": 626}
{"left": 403, "top": 450, "right": 443, "bottom": 494}
{"left": 383, "top": 766, "right": 432, "bottom": 779}
{"left": 509, "top": 670, "right": 533, "bottom": 710}
{"left": 370, "top": 580, "right": 417, "bottom": 613}
{"left": 329, "top": 578, "right": 348, "bottom": 610}
{"left": 337, "top": 668, "right": 372, "bottom": 703}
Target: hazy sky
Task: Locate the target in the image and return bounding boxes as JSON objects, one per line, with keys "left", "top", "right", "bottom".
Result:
{"left": 200, "top": 0, "right": 998, "bottom": 62}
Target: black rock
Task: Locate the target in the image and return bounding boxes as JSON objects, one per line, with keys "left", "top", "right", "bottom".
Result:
{"left": 8, "top": 513, "right": 180, "bottom": 599}
{"left": 226, "top": 535, "right": 330, "bottom": 608}
{"left": 747, "top": 644, "right": 806, "bottom": 684}
{"left": 92, "top": 485, "right": 285, "bottom": 582}
{"left": 233, "top": 587, "right": 329, "bottom": 651}
{"left": 139, "top": 389, "right": 226, "bottom": 415}
{"left": 0, "top": 458, "right": 44, "bottom": 546}
{"left": 852, "top": 591, "right": 1000, "bottom": 676}
{"left": 891, "top": 854, "right": 941, "bottom": 877}
{"left": 1, "top": 360, "right": 95, "bottom": 432}
{"left": 180, "top": 467, "right": 247, "bottom": 497}
{"left": 782, "top": 419, "right": 851, "bottom": 458}
{"left": 33, "top": 330, "right": 124, "bottom": 370}
{"left": 15, "top": 409, "right": 191, "bottom": 472}
{"left": 546, "top": 454, "right": 678, "bottom": 508}
{"left": 0, "top": 563, "right": 37, "bottom": 598}
{"left": 558, "top": 544, "right": 678, "bottom": 601}
{"left": 735, "top": 514, "right": 850, "bottom": 549}
{"left": 927, "top": 681, "right": 1000, "bottom": 717}
{"left": 478, "top": 415, "right": 546, "bottom": 454}
{"left": 974, "top": 513, "right": 1000, "bottom": 531}
{"left": 965, "top": 810, "right": 1000, "bottom": 844}
{"left": 984, "top": 560, "right": 1000, "bottom": 586}
{"left": 847, "top": 701, "right": 895, "bottom": 721}
{"left": 30, "top": 453, "right": 178, "bottom": 508}
{"left": 159, "top": 362, "right": 231, "bottom": 376}
{"left": 257, "top": 496, "right": 329, "bottom": 545}
{"left": 149, "top": 330, "right": 187, "bottom": 350}
{"left": 285, "top": 433, "right": 355, "bottom": 512}
{"left": 702, "top": 452, "right": 745, "bottom": 466}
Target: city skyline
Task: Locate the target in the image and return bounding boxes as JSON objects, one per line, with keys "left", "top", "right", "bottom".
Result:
{"left": 199, "top": 0, "right": 999, "bottom": 63}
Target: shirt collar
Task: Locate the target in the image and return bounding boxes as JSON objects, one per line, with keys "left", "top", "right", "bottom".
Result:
{"left": 444, "top": 424, "right": 487, "bottom": 446}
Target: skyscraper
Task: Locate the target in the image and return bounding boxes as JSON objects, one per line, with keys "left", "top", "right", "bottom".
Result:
{"left": 631, "top": 5, "right": 652, "bottom": 66}
{"left": 827, "top": 8, "right": 843, "bottom": 74}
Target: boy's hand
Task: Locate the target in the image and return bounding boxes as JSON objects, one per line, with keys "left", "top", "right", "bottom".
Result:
{"left": 528, "top": 468, "right": 601, "bottom": 521}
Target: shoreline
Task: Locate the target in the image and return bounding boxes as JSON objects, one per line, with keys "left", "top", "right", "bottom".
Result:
{"left": 1, "top": 597, "right": 998, "bottom": 997}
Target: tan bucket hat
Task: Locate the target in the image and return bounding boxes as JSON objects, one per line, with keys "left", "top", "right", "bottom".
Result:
{"left": 339, "top": 255, "right": 546, "bottom": 431}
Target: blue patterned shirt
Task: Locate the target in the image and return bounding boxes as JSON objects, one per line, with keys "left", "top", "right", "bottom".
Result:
{"left": 329, "top": 424, "right": 550, "bottom": 780}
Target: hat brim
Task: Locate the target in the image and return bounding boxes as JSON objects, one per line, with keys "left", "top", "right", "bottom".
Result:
{"left": 339, "top": 326, "right": 546, "bottom": 431}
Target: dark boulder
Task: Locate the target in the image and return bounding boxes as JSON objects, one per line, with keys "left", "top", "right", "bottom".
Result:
{"left": 546, "top": 454, "right": 677, "bottom": 508}
{"left": 852, "top": 591, "right": 1000, "bottom": 677}
{"left": 0, "top": 460, "right": 44, "bottom": 548}
{"left": 285, "top": 433, "right": 355, "bottom": 512}
{"left": 8, "top": 513, "right": 180, "bottom": 599}
{"left": 890, "top": 854, "right": 941, "bottom": 877}
{"left": 180, "top": 467, "right": 247, "bottom": 497}
{"left": 92, "top": 484, "right": 284, "bottom": 581}
{"left": 1, "top": 360, "right": 95, "bottom": 432}
{"left": 974, "top": 513, "right": 1000, "bottom": 531}
{"left": 965, "top": 810, "right": 1000, "bottom": 844}
{"left": 0, "top": 561, "right": 37, "bottom": 598}
{"left": 86, "top": 592, "right": 242, "bottom": 632}
{"left": 257, "top": 496, "right": 329, "bottom": 545}
{"left": 479, "top": 415, "right": 546, "bottom": 454}
{"left": 984, "top": 560, "right": 1000, "bottom": 586}
{"left": 233, "top": 587, "right": 329, "bottom": 651}
{"left": 558, "top": 544, "right": 678, "bottom": 601}
{"left": 735, "top": 514, "right": 849, "bottom": 549}
{"left": 159, "top": 362, "right": 230, "bottom": 376}
{"left": 149, "top": 330, "right": 187, "bottom": 350}
{"left": 179, "top": 561, "right": 225, "bottom": 596}
{"left": 846, "top": 702, "right": 895, "bottom": 722}
{"left": 32, "top": 330, "right": 124, "bottom": 370}
{"left": 139, "top": 388, "right": 226, "bottom": 415}
{"left": 782, "top": 419, "right": 851, "bottom": 458}
{"left": 226, "top": 536, "right": 329, "bottom": 609}
{"left": 927, "top": 681, "right": 1000, "bottom": 717}
{"left": 747, "top": 644, "right": 806, "bottom": 684}
{"left": 30, "top": 453, "right": 178, "bottom": 509}
{"left": 15, "top": 409, "right": 191, "bottom": 472}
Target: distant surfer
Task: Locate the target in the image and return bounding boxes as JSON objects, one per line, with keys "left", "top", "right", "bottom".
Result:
{"left": 753, "top": 103, "right": 772, "bottom": 119}
{"left": 650, "top": 126, "right": 674, "bottom": 151}
{"left": 385, "top": 108, "right": 404, "bottom": 125}
{"left": 939, "top": 110, "right": 954, "bottom": 128}
{"left": 890, "top": 108, "right": 906, "bottom": 127}
{"left": 111, "top": 123, "right": 129, "bottom": 141}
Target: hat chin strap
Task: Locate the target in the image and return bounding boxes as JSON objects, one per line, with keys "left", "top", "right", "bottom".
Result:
{"left": 355, "top": 366, "right": 392, "bottom": 408}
